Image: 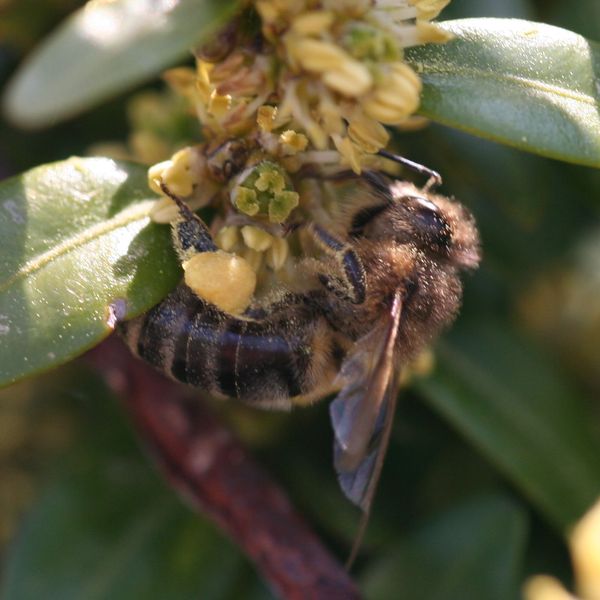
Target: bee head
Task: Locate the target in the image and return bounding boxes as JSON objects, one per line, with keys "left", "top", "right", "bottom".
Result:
{"left": 361, "top": 178, "right": 480, "bottom": 270}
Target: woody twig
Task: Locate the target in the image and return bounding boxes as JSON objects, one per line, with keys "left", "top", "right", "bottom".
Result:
{"left": 87, "top": 336, "right": 360, "bottom": 600}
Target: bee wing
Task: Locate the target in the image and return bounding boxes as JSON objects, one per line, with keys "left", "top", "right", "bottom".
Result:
{"left": 329, "top": 290, "right": 402, "bottom": 510}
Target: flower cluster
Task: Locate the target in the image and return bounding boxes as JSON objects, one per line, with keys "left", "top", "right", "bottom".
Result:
{"left": 147, "top": 0, "right": 451, "bottom": 312}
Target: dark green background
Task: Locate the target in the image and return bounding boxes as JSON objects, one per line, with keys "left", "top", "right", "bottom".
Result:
{"left": 1, "top": 0, "right": 599, "bottom": 598}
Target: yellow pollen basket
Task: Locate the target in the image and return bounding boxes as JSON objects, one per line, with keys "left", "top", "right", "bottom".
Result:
{"left": 183, "top": 251, "right": 257, "bottom": 315}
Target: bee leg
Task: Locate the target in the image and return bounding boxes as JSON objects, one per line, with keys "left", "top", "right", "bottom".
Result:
{"left": 160, "top": 182, "right": 218, "bottom": 261}
{"left": 308, "top": 223, "right": 366, "bottom": 305}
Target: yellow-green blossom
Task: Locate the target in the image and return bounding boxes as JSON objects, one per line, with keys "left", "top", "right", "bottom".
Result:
{"left": 231, "top": 161, "right": 299, "bottom": 223}
{"left": 147, "top": 0, "right": 453, "bottom": 288}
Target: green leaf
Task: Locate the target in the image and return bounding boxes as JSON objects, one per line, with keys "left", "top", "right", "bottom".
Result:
{"left": 406, "top": 18, "right": 600, "bottom": 168}
{"left": 0, "top": 157, "right": 178, "bottom": 388}
{"left": 3, "top": 0, "right": 240, "bottom": 128}
{"left": 362, "top": 493, "right": 528, "bottom": 600}
{"left": 417, "top": 320, "right": 600, "bottom": 530}
{"left": 0, "top": 371, "right": 271, "bottom": 600}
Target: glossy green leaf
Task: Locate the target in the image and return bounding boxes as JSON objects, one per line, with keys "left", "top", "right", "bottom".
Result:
{"left": 417, "top": 320, "right": 600, "bottom": 530}
{"left": 3, "top": 0, "right": 240, "bottom": 128}
{"left": 362, "top": 494, "right": 528, "bottom": 600}
{"left": 406, "top": 19, "right": 600, "bottom": 168}
{"left": 0, "top": 371, "right": 271, "bottom": 600}
{"left": 0, "top": 157, "right": 179, "bottom": 388}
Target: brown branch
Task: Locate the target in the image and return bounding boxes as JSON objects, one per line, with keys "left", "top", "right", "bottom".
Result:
{"left": 87, "top": 336, "right": 361, "bottom": 600}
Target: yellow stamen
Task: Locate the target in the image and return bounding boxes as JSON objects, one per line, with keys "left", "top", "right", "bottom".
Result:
{"left": 242, "top": 247, "right": 264, "bottom": 272}
{"left": 291, "top": 11, "right": 335, "bottom": 36}
{"left": 241, "top": 225, "right": 274, "bottom": 252}
{"left": 348, "top": 111, "right": 389, "bottom": 152}
{"left": 322, "top": 60, "right": 373, "bottom": 97}
{"left": 417, "top": 20, "right": 454, "bottom": 43}
{"left": 208, "top": 89, "right": 232, "bottom": 117}
{"left": 257, "top": 105, "right": 278, "bottom": 132}
{"left": 290, "top": 38, "right": 350, "bottom": 73}
{"left": 332, "top": 134, "right": 362, "bottom": 174}
{"left": 280, "top": 130, "right": 309, "bottom": 154}
{"left": 266, "top": 237, "right": 290, "bottom": 271}
{"left": 215, "top": 226, "right": 240, "bottom": 252}
{"left": 410, "top": 0, "right": 451, "bottom": 21}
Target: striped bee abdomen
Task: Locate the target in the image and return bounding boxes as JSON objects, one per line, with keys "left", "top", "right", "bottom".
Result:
{"left": 120, "top": 285, "right": 332, "bottom": 409}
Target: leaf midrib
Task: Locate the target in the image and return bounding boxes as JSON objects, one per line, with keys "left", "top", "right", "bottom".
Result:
{"left": 0, "top": 201, "right": 154, "bottom": 294}
{"left": 415, "top": 63, "right": 598, "bottom": 108}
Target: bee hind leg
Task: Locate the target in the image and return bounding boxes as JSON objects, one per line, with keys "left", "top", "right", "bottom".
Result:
{"left": 308, "top": 223, "right": 366, "bottom": 305}
{"left": 159, "top": 182, "right": 218, "bottom": 262}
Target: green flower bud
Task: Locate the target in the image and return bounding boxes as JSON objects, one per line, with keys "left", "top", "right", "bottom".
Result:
{"left": 233, "top": 187, "right": 260, "bottom": 216}
{"left": 269, "top": 190, "right": 299, "bottom": 223}
{"left": 343, "top": 22, "right": 399, "bottom": 62}
{"left": 232, "top": 161, "right": 299, "bottom": 223}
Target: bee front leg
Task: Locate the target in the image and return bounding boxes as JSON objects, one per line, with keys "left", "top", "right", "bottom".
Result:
{"left": 159, "top": 183, "right": 258, "bottom": 316}
{"left": 308, "top": 223, "right": 366, "bottom": 305}
{"left": 159, "top": 182, "right": 218, "bottom": 261}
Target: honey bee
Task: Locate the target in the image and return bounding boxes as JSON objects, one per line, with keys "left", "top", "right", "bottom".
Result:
{"left": 120, "top": 155, "right": 480, "bottom": 551}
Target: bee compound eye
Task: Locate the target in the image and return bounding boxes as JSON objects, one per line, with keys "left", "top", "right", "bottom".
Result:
{"left": 409, "top": 196, "right": 451, "bottom": 247}
{"left": 414, "top": 196, "right": 440, "bottom": 214}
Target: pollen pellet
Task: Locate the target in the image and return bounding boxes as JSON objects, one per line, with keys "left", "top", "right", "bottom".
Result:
{"left": 183, "top": 251, "right": 256, "bottom": 314}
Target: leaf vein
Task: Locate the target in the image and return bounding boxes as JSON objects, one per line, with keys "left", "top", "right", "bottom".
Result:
{"left": 418, "top": 65, "right": 598, "bottom": 108}
{"left": 0, "top": 201, "right": 153, "bottom": 294}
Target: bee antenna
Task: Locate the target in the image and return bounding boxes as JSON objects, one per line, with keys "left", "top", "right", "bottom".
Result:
{"left": 159, "top": 181, "right": 196, "bottom": 220}
{"left": 377, "top": 150, "right": 442, "bottom": 190}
